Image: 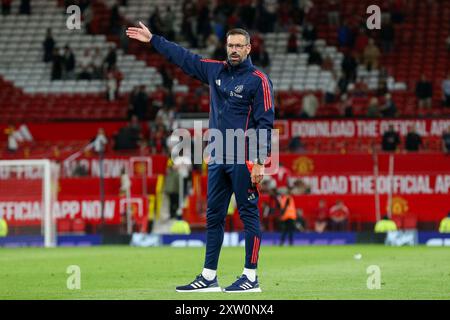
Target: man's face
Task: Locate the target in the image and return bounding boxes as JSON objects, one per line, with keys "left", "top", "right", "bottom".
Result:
{"left": 226, "top": 34, "right": 251, "bottom": 66}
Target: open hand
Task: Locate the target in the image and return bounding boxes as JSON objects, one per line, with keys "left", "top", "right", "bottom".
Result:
{"left": 126, "top": 21, "right": 152, "bottom": 43}
{"left": 251, "top": 163, "right": 264, "bottom": 185}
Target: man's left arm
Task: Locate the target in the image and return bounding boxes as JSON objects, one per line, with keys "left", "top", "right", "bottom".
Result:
{"left": 251, "top": 75, "right": 275, "bottom": 184}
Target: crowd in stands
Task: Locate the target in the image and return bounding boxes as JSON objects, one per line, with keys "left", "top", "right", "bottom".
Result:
{"left": 4, "top": 0, "right": 450, "bottom": 157}
{"left": 43, "top": 26, "right": 124, "bottom": 101}
{"left": 143, "top": 1, "right": 449, "bottom": 121}
{"left": 27, "top": 0, "right": 450, "bottom": 122}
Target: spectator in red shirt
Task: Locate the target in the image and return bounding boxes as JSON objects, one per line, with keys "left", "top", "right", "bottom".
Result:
{"left": 273, "top": 163, "right": 291, "bottom": 188}
{"left": 283, "top": 87, "right": 301, "bottom": 116}
{"left": 328, "top": 200, "right": 350, "bottom": 231}
{"left": 313, "top": 199, "right": 328, "bottom": 233}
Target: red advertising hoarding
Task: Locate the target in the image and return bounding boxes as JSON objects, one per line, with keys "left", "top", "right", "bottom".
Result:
{"left": 0, "top": 196, "right": 148, "bottom": 227}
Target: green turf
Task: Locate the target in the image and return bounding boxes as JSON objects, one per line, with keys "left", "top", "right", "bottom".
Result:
{"left": 0, "top": 245, "right": 449, "bottom": 300}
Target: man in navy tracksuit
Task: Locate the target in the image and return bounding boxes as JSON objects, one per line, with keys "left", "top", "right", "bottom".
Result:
{"left": 127, "top": 22, "right": 274, "bottom": 293}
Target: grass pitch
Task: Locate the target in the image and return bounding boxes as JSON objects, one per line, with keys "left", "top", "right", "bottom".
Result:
{"left": 0, "top": 245, "right": 449, "bottom": 300}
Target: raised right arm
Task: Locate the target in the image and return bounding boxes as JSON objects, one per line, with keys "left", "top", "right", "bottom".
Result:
{"left": 126, "top": 22, "right": 224, "bottom": 84}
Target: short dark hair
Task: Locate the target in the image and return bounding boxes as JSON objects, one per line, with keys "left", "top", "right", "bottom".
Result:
{"left": 226, "top": 28, "right": 251, "bottom": 44}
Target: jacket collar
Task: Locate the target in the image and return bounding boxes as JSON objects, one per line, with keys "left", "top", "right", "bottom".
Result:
{"left": 225, "top": 56, "right": 253, "bottom": 73}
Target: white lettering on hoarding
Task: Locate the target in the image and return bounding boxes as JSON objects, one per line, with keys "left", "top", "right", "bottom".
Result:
{"left": 291, "top": 120, "right": 450, "bottom": 138}
{"left": 0, "top": 199, "right": 118, "bottom": 221}
{"left": 294, "top": 175, "right": 450, "bottom": 195}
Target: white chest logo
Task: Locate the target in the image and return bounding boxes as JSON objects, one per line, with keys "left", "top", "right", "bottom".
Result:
{"left": 234, "top": 85, "right": 244, "bottom": 93}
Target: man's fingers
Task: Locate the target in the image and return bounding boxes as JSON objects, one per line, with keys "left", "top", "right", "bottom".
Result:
{"left": 126, "top": 31, "right": 140, "bottom": 37}
{"left": 126, "top": 27, "right": 142, "bottom": 32}
{"left": 251, "top": 174, "right": 263, "bottom": 185}
{"left": 138, "top": 21, "right": 148, "bottom": 31}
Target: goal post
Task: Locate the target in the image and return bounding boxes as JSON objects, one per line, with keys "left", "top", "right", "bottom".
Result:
{"left": 0, "top": 159, "right": 57, "bottom": 247}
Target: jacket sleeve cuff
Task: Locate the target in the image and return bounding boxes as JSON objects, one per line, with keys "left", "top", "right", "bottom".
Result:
{"left": 150, "top": 34, "right": 161, "bottom": 47}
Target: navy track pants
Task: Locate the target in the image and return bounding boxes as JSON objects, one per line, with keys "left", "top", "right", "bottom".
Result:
{"left": 204, "top": 163, "right": 261, "bottom": 270}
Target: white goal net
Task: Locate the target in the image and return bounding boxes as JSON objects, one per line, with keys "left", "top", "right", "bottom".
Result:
{"left": 0, "top": 159, "right": 57, "bottom": 247}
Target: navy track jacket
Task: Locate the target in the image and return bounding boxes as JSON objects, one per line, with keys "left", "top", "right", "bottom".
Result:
{"left": 150, "top": 35, "right": 275, "bottom": 163}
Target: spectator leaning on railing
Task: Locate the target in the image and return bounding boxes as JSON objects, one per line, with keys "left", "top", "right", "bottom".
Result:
{"left": 313, "top": 199, "right": 328, "bottom": 233}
